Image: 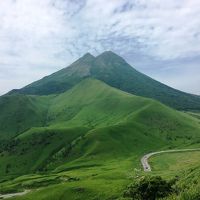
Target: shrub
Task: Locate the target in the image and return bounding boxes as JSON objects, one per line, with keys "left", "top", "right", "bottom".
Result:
{"left": 124, "top": 176, "right": 174, "bottom": 200}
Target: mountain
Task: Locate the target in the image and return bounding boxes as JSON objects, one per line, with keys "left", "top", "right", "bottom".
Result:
{"left": 8, "top": 53, "right": 95, "bottom": 95}
{"left": 8, "top": 51, "right": 200, "bottom": 111}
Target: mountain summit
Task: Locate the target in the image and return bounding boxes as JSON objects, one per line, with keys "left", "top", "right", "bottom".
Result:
{"left": 8, "top": 51, "right": 200, "bottom": 110}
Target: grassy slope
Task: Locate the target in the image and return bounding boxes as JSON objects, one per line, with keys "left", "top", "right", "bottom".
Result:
{"left": 149, "top": 151, "right": 200, "bottom": 200}
{"left": 175, "top": 167, "right": 200, "bottom": 200}
{"left": 150, "top": 151, "right": 200, "bottom": 175}
{"left": 47, "top": 78, "right": 150, "bottom": 128}
{"left": 0, "top": 79, "right": 200, "bottom": 199}
{"left": 187, "top": 111, "right": 200, "bottom": 119}
{"left": 0, "top": 95, "right": 52, "bottom": 140}
{"left": 0, "top": 127, "right": 89, "bottom": 177}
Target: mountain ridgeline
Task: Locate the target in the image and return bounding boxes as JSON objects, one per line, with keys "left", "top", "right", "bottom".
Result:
{"left": 8, "top": 51, "right": 200, "bottom": 111}
{"left": 0, "top": 78, "right": 200, "bottom": 177}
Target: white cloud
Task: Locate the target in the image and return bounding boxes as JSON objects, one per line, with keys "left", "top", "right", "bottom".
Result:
{"left": 0, "top": 0, "right": 200, "bottom": 94}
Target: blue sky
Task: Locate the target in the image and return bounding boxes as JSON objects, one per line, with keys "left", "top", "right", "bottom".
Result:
{"left": 0, "top": 0, "right": 200, "bottom": 95}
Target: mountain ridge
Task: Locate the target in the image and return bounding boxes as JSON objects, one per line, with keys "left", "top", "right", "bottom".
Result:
{"left": 1, "top": 78, "right": 200, "bottom": 175}
{"left": 8, "top": 51, "right": 200, "bottom": 110}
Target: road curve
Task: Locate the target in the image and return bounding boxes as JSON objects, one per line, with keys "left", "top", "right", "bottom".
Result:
{"left": 141, "top": 148, "right": 200, "bottom": 172}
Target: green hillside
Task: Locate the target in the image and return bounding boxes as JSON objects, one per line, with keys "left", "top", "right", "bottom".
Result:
{"left": 8, "top": 51, "right": 200, "bottom": 110}
{"left": 146, "top": 151, "right": 200, "bottom": 200}
{"left": 0, "top": 79, "right": 200, "bottom": 200}
{"left": 0, "top": 95, "right": 51, "bottom": 140}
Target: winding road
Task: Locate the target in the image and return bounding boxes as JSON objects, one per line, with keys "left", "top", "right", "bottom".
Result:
{"left": 141, "top": 148, "right": 200, "bottom": 172}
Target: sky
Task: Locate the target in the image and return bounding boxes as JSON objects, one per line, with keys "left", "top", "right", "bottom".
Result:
{"left": 0, "top": 0, "right": 200, "bottom": 95}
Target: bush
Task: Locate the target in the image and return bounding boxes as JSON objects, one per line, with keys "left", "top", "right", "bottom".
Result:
{"left": 124, "top": 176, "right": 174, "bottom": 200}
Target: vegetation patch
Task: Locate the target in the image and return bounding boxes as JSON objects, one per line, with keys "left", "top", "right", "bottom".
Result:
{"left": 124, "top": 176, "right": 175, "bottom": 200}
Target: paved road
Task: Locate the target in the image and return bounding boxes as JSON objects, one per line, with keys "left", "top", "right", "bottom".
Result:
{"left": 141, "top": 148, "right": 200, "bottom": 172}
{"left": 0, "top": 190, "right": 30, "bottom": 199}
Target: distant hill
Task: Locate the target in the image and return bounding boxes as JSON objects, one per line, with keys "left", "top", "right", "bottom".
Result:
{"left": 8, "top": 51, "right": 200, "bottom": 110}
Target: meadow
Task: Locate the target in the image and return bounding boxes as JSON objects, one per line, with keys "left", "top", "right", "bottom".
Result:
{"left": 0, "top": 79, "right": 200, "bottom": 199}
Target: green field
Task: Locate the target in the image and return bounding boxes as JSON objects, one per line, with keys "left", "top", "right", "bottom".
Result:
{"left": 150, "top": 151, "right": 200, "bottom": 175}
{"left": 0, "top": 78, "right": 199, "bottom": 199}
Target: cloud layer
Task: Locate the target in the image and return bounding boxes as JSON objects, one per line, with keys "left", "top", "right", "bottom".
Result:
{"left": 0, "top": 0, "right": 200, "bottom": 94}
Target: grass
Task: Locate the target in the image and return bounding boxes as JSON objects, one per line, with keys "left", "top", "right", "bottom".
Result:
{"left": 187, "top": 111, "right": 200, "bottom": 119}
{"left": 0, "top": 78, "right": 200, "bottom": 199}
{"left": 0, "top": 127, "right": 89, "bottom": 177}
{"left": 0, "top": 94, "right": 52, "bottom": 139}
{"left": 149, "top": 151, "right": 200, "bottom": 176}
{"left": 147, "top": 151, "right": 200, "bottom": 200}
{"left": 0, "top": 158, "right": 133, "bottom": 199}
